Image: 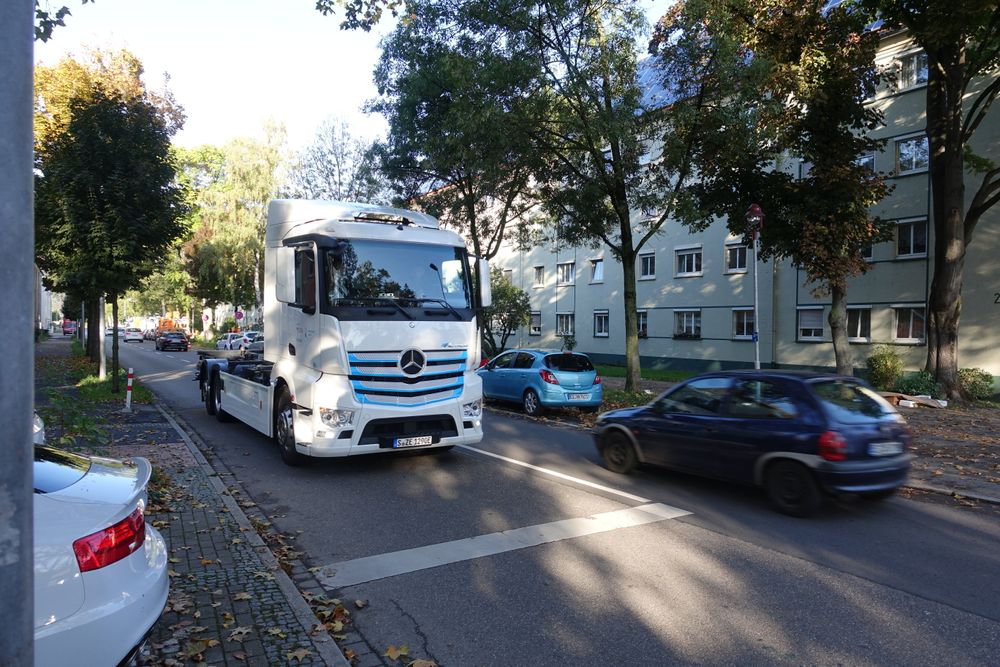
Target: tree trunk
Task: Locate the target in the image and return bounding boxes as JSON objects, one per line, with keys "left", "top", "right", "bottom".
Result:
{"left": 111, "top": 297, "right": 120, "bottom": 393}
{"left": 85, "top": 297, "right": 101, "bottom": 363}
{"left": 924, "top": 44, "right": 967, "bottom": 400}
{"left": 828, "top": 282, "right": 852, "bottom": 376}
{"left": 621, "top": 252, "right": 640, "bottom": 392}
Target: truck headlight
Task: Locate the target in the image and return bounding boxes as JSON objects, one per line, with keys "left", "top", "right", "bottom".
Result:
{"left": 319, "top": 408, "right": 355, "bottom": 427}
{"left": 462, "top": 399, "right": 482, "bottom": 418}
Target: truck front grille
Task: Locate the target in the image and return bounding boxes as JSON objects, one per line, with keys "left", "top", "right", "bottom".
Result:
{"left": 347, "top": 349, "right": 467, "bottom": 407}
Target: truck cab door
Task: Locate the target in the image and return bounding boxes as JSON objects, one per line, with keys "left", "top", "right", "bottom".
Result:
{"left": 289, "top": 246, "right": 321, "bottom": 367}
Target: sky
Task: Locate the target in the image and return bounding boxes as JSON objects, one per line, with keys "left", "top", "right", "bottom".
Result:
{"left": 33, "top": 0, "right": 397, "bottom": 151}
{"left": 34, "top": 0, "right": 669, "bottom": 153}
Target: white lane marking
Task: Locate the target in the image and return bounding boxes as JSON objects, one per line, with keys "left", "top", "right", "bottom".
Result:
{"left": 318, "top": 502, "right": 691, "bottom": 589}
{"left": 458, "top": 444, "right": 651, "bottom": 503}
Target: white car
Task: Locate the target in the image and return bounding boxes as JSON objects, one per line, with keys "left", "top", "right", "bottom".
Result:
{"left": 236, "top": 331, "right": 260, "bottom": 350}
{"left": 33, "top": 440, "right": 169, "bottom": 666}
{"left": 123, "top": 327, "right": 144, "bottom": 343}
{"left": 216, "top": 332, "right": 243, "bottom": 350}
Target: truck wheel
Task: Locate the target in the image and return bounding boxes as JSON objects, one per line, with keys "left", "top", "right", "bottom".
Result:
{"left": 275, "top": 388, "right": 306, "bottom": 466}
{"left": 765, "top": 460, "right": 822, "bottom": 517}
{"left": 212, "top": 372, "right": 234, "bottom": 423}
{"left": 202, "top": 365, "right": 216, "bottom": 415}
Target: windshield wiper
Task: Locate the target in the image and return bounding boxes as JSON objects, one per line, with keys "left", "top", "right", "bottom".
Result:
{"left": 333, "top": 297, "right": 413, "bottom": 320}
{"left": 415, "top": 298, "right": 463, "bottom": 320}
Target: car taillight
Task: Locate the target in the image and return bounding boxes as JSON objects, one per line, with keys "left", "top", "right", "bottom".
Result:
{"left": 540, "top": 369, "right": 560, "bottom": 385}
{"left": 818, "top": 431, "right": 848, "bottom": 461}
{"left": 594, "top": 374, "right": 602, "bottom": 385}
{"left": 73, "top": 507, "right": 146, "bottom": 572}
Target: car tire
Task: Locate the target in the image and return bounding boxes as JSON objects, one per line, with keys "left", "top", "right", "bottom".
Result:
{"left": 861, "top": 488, "right": 897, "bottom": 501}
{"left": 212, "top": 372, "right": 234, "bottom": 423}
{"left": 522, "top": 389, "right": 543, "bottom": 416}
{"left": 765, "top": 460, "right": 822, "bottom": 517}
{"left": 601, "top": 431, "right": 637, "bottom": 474}
{"left": 275, "top": 387, "right": 306, "bottom": 466}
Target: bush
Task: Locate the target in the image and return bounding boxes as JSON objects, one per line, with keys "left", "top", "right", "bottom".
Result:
{"left": 219, "top": 316, "right": 238, "bottom": 334}
{"left": 865, "top": 345, "right": 903, "bottom": 390}
{"left": 894, "top": 370, "right": 940, "bottom": 397}
{"left": 959, "top": 368, "right": 995, "bottom": 401}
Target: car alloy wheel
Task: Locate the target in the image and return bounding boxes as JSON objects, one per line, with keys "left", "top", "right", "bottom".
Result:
{"left": 601, "top": 431, "right": 637, "bottom": 474}
{"left": 522, "top": 389, "right": 543, "bottom": 416}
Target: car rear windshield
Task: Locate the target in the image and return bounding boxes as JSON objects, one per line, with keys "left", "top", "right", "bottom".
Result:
{"left": 166, "top": 333, "right": 186, "bottom": 339}
{"left": 34, "top": 446, "right": 91, "bottom": 493}
{"left": 544, "top": 354, "right": 594, "bottom": 372}
{"left": 811, "top": 380, "right": 897, "bottom": 423}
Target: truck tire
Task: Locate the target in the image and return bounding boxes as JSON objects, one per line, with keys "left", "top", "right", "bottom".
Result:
{"left": 274, "top": 387, "right": 306, "bottom": 466}
{"left": 211, "top": 372, "right": 234, "bottom": 423}
{"left": 202, "top": 364, "right": 216, "bottom": 415}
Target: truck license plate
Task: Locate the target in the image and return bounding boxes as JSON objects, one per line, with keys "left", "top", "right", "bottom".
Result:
{"left": 868, "top": 441, "right": 903, "bottom": 456}
{"left": 394, "top": 435, "right": 433, "bottom": 448}
{"left": 568, "top": 393, "right": 589, "bottom": 401}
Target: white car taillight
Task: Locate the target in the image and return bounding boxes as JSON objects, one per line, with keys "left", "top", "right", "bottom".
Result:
{"left": 72, "top": 507, "right": 146, "bottom": 572}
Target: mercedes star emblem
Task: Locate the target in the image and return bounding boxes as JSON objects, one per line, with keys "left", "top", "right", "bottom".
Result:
{"left": 399, "top": 349, "right": 426, "bottom": 376}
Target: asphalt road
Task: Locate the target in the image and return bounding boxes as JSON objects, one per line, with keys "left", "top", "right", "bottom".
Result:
{"left": 116, "top": 341, "right": 1000, "bottom": 666}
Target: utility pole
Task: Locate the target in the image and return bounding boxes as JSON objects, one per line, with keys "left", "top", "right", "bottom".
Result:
{"left": 0, "top": 0, "right": 36, "bottom": 664}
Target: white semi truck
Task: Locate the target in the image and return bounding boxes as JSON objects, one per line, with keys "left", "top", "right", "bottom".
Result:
{"left": 196, "top": 199, "right": 491, "bottom": 465}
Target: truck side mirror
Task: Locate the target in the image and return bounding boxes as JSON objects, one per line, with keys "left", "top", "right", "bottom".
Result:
{"left": 478, "top": 258, "right": 492, "bottom": 308}
{"left": 275, "top": 246, "right": 295, "bottom": 303}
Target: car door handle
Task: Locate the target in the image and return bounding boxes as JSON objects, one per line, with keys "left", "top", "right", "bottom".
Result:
{"left": 288, "top": 343, "right": 296, "bottom": 356}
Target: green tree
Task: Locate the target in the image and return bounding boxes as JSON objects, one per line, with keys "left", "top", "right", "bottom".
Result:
{"left": 289, "top": 117, "right": 390, "bottom": 203}
{"left": 480, "top": 268, "right": 531, "bottom": 358}
{"left": 369, "top": 0, "right": 540, "bottom": 274}
{"left": 34, "top": 0, "right": 93, "bottom": 41}
{"left": 859, "top": 0, "right": 1000, "bottom": 399}
{"left": 655, "top": 0, "right": 892, "bottom": 375}
{"left": 34, "top": 50, "right": 188, "bottom": 388}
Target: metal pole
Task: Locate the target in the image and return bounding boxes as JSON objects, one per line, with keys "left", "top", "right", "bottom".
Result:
{"left": 0, "top": 0, "right": 36, "bottom": 663}
{"left": 753, "top": 243, "right": 761, "bottom": 370}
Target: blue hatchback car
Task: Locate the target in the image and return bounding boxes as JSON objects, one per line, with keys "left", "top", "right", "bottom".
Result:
{"left": 477, "top": 349, "right": 603, "bottom": 415}
{"left": 593, "top": 370, "right": 912, "bottom": 516}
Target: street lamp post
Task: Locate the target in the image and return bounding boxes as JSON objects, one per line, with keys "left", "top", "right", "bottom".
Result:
{"left": 746, "top": 204, "right": 765, "bottom": 370}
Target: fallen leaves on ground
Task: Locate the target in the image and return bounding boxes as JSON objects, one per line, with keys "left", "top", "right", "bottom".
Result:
{"left": 286, "top": 647, "right": 313, "bottom": 662}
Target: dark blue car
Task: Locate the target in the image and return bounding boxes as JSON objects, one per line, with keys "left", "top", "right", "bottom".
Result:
{"left": 593, "top": 370, "right": 912, "bottom": 516}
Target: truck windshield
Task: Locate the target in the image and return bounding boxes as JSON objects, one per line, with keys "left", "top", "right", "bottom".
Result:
{"left": 323, "top": 240, "right": 473, "bottom": 314}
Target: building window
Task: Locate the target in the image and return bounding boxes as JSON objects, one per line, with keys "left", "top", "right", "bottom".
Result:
{"left": 860, "top": 242, "right": 874, "bottom": 261}
{"left": 798, "top": 308, "right": 824, "bottom": 341}
{"left": 529, "top": 311, "right": 541, "bottom": 336}
{"left": 637, "top": 310, "right": 648, "bottom": 338}
{"left": 533, "top": 266, "right": 544, "bottom": 287}
{"left": 894, "top": 306, "right": 926, "bottom": 343}
{"left": 799, "top": 161, "right": 813, "bottom": 179}
{"left": 639, "top": 253, "right": 656, "bottom": 279}
{"left": 899, "top": 51, "right": 928, "bottom": 89}
{"left": 858, "top": 152, "right": 875, "bottom": 173}
{"left": 590, "top": 259, "right": 604, "bottom": 283}
{"left": 897, "top": 219, "right": 927, "bottom": 257}
{"left": 557, "top": 261, "right": 575, "bottom": 285}
{"left": 593, "top": 310, "right": 609, "bottom": 337}
{"left": 733, "top": 308, "right": 754, "bottom": 340}
{"left": 896, "top": 136, "right": 928, "bottom": 174}
{"left": 847, "top": 307, "right": 871, "bottom": 342}
{"left": 556, "top": 312, "right": 575, "bottom": 336}
{"left": 725, "top": 243, "right": 747, "bottom": 273}
{"left": 674, "top": 310, "right": 701, "bottom": 339}
{"left": 502, "top": 269, "right": 514, "bottom": 283}
{"left": 675, "top": 246, "right": 703, "bottom": 277}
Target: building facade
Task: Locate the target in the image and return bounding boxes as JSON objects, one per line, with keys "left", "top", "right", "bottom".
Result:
{"left": 491, "top": 30, "right": 1000, "bottom": 384}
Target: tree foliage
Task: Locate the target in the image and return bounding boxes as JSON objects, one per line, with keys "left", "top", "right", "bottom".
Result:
{"left": 34, "top": 0, "right": 93, "bottom": 42}
{"left": 655, "top": 0, "right": 892, "bottom": 374}
{"left": 859, "top": 0, "right": 1000, "bottom": 398}
{"left": 480, "top": 268, "right": 531, "bottom": 357}
{"left": 370, "top": 0, "right": 541, "bottom": 265}
{"left": 34, "top": 49, "right": 189, "bottom": 382}
{"left": 288, "top": 117, "right": 390, "bottom": 203}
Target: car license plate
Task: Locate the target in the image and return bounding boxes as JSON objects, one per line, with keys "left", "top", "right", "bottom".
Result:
{"left": 868, "top": 441, "right": 903, "bottom": 456}
{"left": 568, "top": 393, "right": 590, "bottom": 401}
{"left": 394, "top": 435, "right": 433, "bottom": 448}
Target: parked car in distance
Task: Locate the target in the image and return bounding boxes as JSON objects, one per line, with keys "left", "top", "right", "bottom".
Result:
{"left": 124, "top": 327, "right": 144, "bottom": 343}
{"left": 236, "top": 330, "right": 260, "bottom": 351}
{"left": 245, "top": 333, "right": 263, "bottom": 355}
{"left": 155, "top": 330, "right": 189, "bottom": 351}
{"left": 216, "top": 332, "right": 243, "bottom": 350}
{"left": 61, "top": 320, "right": 78, "bottom": 336}
{"left": 476, "top": 349, "right": 602, "bottom": 415}
{"left": 33, "top": 440, "right": 169, "bottom": 666}
{"left": 593, "top": 370, "right": 912, "bottom": 517}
